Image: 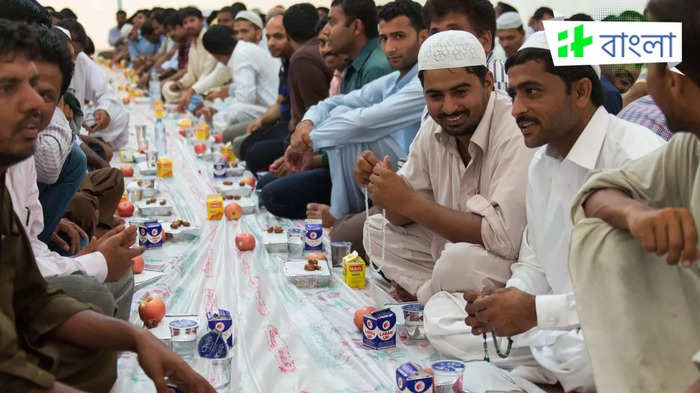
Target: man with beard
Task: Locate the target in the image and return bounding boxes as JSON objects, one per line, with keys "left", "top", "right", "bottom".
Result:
{"left": 362, "top": 30, "right": 532, "bottom": 304}
{"left": 431, "top": 32, "right": 664, "bottom": 392}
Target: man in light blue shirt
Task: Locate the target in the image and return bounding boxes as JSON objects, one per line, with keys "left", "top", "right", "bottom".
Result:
{"left": 108, "top": 10, "right": 127, "bottom": 51}
{"left": 286, "top": 0, "right": 428, "bottom": 224}
{"left": 128, "top": 21, "right": 162, "bottom": 62}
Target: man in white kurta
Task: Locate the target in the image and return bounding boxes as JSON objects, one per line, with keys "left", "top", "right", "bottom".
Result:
{"left": 424, "top": 33, "right": 665, "bottom": 392}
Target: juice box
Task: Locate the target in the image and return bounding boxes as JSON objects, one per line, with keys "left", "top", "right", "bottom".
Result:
{"left": 207, "top": 195, "right": 224, "bottom": 220}
{"left": 206, "top": 309, "right": 234, "bottom": 349}
{"left": 119, "top": 149, "right": 135, "bottom": 163}
{"left": 396, "top": 362, "right": 434, "bottom": 393}
{"left": 154, "top": 99, "right": 164, "bottom": 119}
{"left": 304, "top": 219, "right": 323, "bottom": 251}
{"left": 213, "top": 159, "right": 227, "bottom": 178}
{"left": 195, "top": 122, "right": 210, "bottom": 141}
{"left": 362, "top": 308, "right": 396, "bottom": 350}
{"left": 221, "top": 143, "right": 235, "bottom": 162}
{"left": 157, "top": 157, "right": 173, "bottom": 177}
{"left": 138, "top": 221, "right": 163, "bottom": 249}
{"left": 342, "top": 251, "right": 366, "bottom": 288}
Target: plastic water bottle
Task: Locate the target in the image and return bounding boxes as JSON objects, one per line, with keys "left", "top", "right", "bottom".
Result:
{"left": 155, "top": 118, "right": 167, "bottom": 156}
{"left": 149, "top": 68, "right": 161, "bottom": 102}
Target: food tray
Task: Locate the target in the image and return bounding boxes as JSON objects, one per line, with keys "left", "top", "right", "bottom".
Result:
{"left": 137, "top": 161, "right": 157, "bottom": 176}
{"left": 163, "top": 220, "right": 200, "bottom": 240}
{"left": 262, "top": 231, "right": 287, "bottom": 253}
{"left": 214, "top": 179, "right": 253, "bottom": 197}
{"left": 136, "top": 199, "right": 174, "bottom": 216}
{"left": 283, "top": 259, "right": 331, "bottom": 288}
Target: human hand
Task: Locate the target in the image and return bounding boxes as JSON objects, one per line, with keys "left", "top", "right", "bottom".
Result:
{"left": 205, "top": 86, "right": 228, "bottom": 101}
{"left": 284, "top": 146, "right": 313, "bottom": 173}
{"left": 88, "top": 110, "right": 111, "bottom": 132}
{"left": 247, "top": 119, "right": 263, "bottom": 134}
{"left": 51, "top": 218, "right": 88, "bottom": 255}
{"left": 290, "top": 120, "right": 314, "bottom": 151}
{"left": 354, "top": 150, "right": 381, "bottom": 186}
{"left": 269, "top": 156, "right": 291, "bottom": 177}
{"left": 97, "top": 225, "right": 145, "bottom": 282}
{"left": 198, "top": 107, "right": 217, "bottom": 122}
{"left": 134, "top": 329, "right": 216, "bottom": 393}
{"left": 367, "top": 156, "right": 412, "bottom": 210}
{"left": 464, "top": 287, "right": 537, "bottom": 337}
{"left": 624, "top": 205, "right": 700, "bottom": 266}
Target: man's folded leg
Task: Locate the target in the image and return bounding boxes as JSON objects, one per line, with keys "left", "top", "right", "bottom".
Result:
{"left": 416, "top": 242, "right": 514, "bottom": 304}
{"left": 260, "top": 168, "right": 332, "bottom": 219}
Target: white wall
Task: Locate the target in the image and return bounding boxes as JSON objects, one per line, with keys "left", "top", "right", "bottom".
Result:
{"left": 40, "top": 0, "right": 648, "bottom": 51}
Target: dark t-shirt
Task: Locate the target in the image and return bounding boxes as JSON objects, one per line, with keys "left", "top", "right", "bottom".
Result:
{"left": 601, "top": 74, "right": 623, "bottom": 115}
{"left": 288, "top": 38, "right": 332, "bottom": 130}
{"left": 278, "top": 58, "right": 291, "bottom": 124}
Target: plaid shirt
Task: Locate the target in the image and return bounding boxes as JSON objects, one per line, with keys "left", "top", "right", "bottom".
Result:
{"left": 177, "top": 36, "right": 192, "bottom": 70}
{"left": 618, "top": 95, "right": 672, "bottom": 141}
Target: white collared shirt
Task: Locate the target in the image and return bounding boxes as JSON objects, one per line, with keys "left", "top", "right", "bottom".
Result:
{"left": 507, "top": 106, "right": 666, "bottom": 329}
{"left": 5, "top": 158, "right": 108, "bottom": 282}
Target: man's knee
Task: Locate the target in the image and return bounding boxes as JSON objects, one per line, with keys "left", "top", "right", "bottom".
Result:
{"left": 432, "top": 243, "right": 513, "bottom": 293}
{"left": 47, "top": 274, "right": 118, "bottom": 317}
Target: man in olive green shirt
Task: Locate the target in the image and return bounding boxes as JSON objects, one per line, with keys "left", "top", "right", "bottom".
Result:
{"left": 570, "top": 1, "right": 700, "bottom": 392}
{"left": 0, "top": 20, "right": 215, "bottom": 393}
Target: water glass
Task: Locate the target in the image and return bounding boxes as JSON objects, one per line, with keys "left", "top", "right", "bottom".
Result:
{"left": 169, "top": 319, "right": 199, "bottom": 362}
{"left": 402, "top": 303, "right": 426, "bottom": 342}
{"left": 431, "top": 360, "right": 465, "bottom": 393}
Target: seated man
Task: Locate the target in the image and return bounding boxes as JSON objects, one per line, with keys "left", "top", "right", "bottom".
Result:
{"left": 128, "top": 20, "right": 163, "bottom": 65}
{"left": 158, "top": 9, "right": 192, "bottom": 85}
{"left": 427, "top": 32, "right": 664, "bottom": 392}
{"left": 569, "top": 1, "right": 700, "bottom": 391}
{"left": 237, "top": 5, "right": 331, "bottom": 171}
{"left": 495, "top": 11, "right": 524, "bottom": 57}
{"left": 0, "top": 19, "right": 214, "bottom": 393}
{"left": 162, "top": 7, "right": 217, "bottom": 107}
{"left": 259, "top": 0, "right": 392, "bottom": 219}
{"left": 362, "top": 31, "right": 533, "bottom": 303}
{"left": 199, "top": 25, "right": 279, "bottom": 139}
{"left": 58, "top": 19, "right": 130, "bottom": 150}
{"left": 292, "top": 0, "right": 427, "bottom": 226}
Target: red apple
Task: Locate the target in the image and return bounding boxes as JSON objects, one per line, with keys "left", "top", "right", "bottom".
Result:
{"left": 122, "top": 97, "right": 131, "bottom": 104}
{"left": 354, "top": 306, "right": 377, "bottom": 331}
{"left": 214, "top": 134, "right": 223, "bottom": 143}
{"left": 225, "top": 203, "right": 243, "bottom": 221}
{"left": 132, "top": 255, "right": 144, "bottom": 274}
{"left": 120, "top": 165, "right": 134, "bottom": 177}
{"left": 235, "top": 233, "right": 256, "bottom": 251}
{"left": 179, "top": 128, "right": 187, "bottom": 137}
{"left": 137, "top": 146, "right": 148, "bottom": 153}
{"left": 139, "top": 295, "right": 166, "bottom": 328}
{"left": 241, "top": 176, "right": 256, "bottom": 188}
{"left": 117, "top": 201, "right": 134, "bottom": 217}
{"left": 193, "top": 143, "right": 207, "bottom": 155}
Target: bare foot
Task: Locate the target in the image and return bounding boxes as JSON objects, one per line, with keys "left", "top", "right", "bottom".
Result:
{"left": 306, "top": 203, "right": 336, "bottom": 228}
{"left": 389, "top": 282, "right": 417, "bottom": 302}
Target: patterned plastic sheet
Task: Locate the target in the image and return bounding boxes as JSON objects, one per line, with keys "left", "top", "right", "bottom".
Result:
{"left": 107, "top": 73, "right": 440, "bottom": 393}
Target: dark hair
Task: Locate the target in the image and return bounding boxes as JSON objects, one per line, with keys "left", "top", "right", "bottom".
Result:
{"left": 646, "top": 0, "right": 700, "bottom": 86}
{"left": 231, "top": 2, "right": 247, "bottom": 12}
{"left": 378, "top": 0, "right": 426, "bottom": 32}
{"left": 330, "top": 0, "right": 379, "bottom": 38}
{"left": 57, "top": 19, "right": 89, "bottom": 49}
{"left": 219, "top": 6, "right": 236, "bottom": 18}
{"left": 152, "top": 9, "right": 168, "bottom": 25}
{"left": 423, "top": 0, "right": 495, "bottom": 43}
{"left": 496, "top": 2, "right": 518, "bottom": 14}
{"left": 283, "top": 3, "right": 319, "bottom": 43}
{"left": 180, "top": 6, "right": 203, "bottom": 20}
{"left": 35, "top": 25, "right": 73, "bottom": 97}
{"left": 164, "top": 9, "right": 183, "bottom": 27}
{"left": 316, "top": 15, "right": 328, "bottom": 35}
{"left": 59, "top": 7, "right": 77, "bottom": 20}
{"left": 0, "top": 19, "right": 38, "bottom": 60}
{"left": 116, "top": 10, "right": 126, "bottom": 16}
{"left": 418, "top": 65, "right": 488, "bottom": 85}
{"left": 0, "top": 0, "right": 52, "bottom": 26}
{"left": 566, "top": 13, "right": 594, "bottom": 21}
{"left": 533, "top": 7, "right": 553, "bottom": 20}
{"left": 318, "top": 6, "right": 330, "bottom": 14}
{"left": 207, "top": 10, "right": 219, "bottom": 26}
{"left": 84, "top": 36, "right": 95, "bottom": 55}
{"left": 505, "top": 48, "right": 604, "bottom": 107}
{"left": 141, "top": 20, "right": 155, "bottom": 36}
{"left": 618, "top": 10, "right": 645, "bottom": 22}
{"left": 203, "top": 24, "right": 237, "bottom": 55}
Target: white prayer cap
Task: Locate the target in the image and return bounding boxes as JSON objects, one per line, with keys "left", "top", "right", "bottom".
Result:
{"left": 53, "top": 26, "right": 71, "bottom": 40}
{"left": 497, "top": 12, "right": 522, "bottom": 30}
{"left": 120, "top": 23, "right": 133, "bottom": 38}
{"left": 518, "top": 31, "right": 601, "bottom": 77}
{"left": 235, "top": 10, "right": 263, "bottom": 30}
{"left": 418, "top": 30, "right": 486, "bottom": 72}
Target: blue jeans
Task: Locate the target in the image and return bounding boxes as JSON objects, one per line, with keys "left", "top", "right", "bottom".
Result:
{"left": 259, "top": 168, "right": 331, "bottom": 219}
{"left": 38, "top": 142, "right": 87, "bottom": 243}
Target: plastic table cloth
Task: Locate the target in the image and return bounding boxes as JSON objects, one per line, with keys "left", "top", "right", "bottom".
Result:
{"left": 105, "top": 72, "right": 442, "bottom": 393}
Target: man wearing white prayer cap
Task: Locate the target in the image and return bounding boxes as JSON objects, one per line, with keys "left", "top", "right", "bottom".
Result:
{"left": 495, "top": 11, "right": 525, "bottom": 57}
{"left": 235, "top": 10, "right": 265, "bottom": 45}
{"left": 425, "top": 31, "right": 664, "bottom": 392}
{"left": 363, "top": 30, "right": 533, "bottom": 307}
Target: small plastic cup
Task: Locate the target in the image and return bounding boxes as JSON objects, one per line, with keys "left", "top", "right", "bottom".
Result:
{"left": 169, "top": 319, "right": 199, "bottom": 362}
{"left": 431, "top": 360, "right": 465, "bottom": 393}
{"left": 287, "top": 228, "right": 305, "bottom": 257}
{"left": 331, "top": 241, "right": 353, "bottom": 268}
{"left": 402, "top": 303, "right": 426, "bottom": 341}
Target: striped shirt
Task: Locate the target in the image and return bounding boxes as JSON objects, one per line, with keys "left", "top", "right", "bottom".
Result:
{"left": 487, "top": 52, "right": 508, "bottom": 93}
{"left": 617, "top": 95, "right": 672, "bottom": 141}
{"left": 34, "top": 108, "right": 74, "bottom": 184}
